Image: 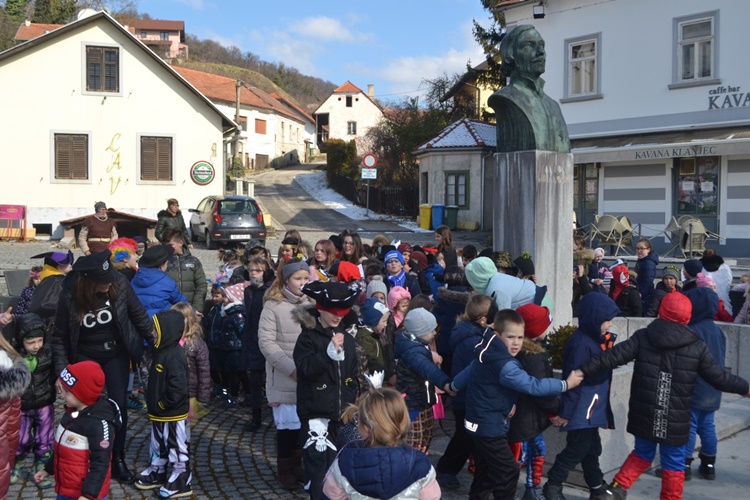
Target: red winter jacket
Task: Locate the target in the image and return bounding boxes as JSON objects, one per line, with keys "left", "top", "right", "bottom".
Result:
{"left": 0, "top": 352, "right": 31, "bottom": 498}
{"left": 52, "top": 398, "right": 121, "bottom": 499}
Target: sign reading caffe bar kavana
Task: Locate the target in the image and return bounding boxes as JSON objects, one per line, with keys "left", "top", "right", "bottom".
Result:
{"left": 707, "top": 84, "right": 750, "bottom": 110}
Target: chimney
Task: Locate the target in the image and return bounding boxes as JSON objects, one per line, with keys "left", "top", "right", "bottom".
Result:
{"left": 367, "top": 84, "right": 374, "bottom": 98}
{"left": 24, "top": 19, "right": 30, "bottom": 27}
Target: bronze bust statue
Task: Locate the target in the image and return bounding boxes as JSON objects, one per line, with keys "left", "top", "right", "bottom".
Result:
{"left": 489, "top": 25, "right": 571, "bottom": 153}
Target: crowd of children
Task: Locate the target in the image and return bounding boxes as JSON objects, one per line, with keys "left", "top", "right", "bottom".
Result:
{"left": 2, "top": 224, "right": 750, "bottom": 500}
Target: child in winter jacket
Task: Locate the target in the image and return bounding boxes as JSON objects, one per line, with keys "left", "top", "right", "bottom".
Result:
{"left": 36, "top": 361, "right": 120, "bottom": 500}
{"left": 609, "top": 264, "right": 642, "bottom": 317}
{"left": 578, "top": 292, "right": 750, "bottom": 500}
{"left": 11, "top": 314, "right": 56, "bottom": 490}
{"left": 204, "top": 283, "right": 246, "bottom": 407}
{"left": 135, "top": 310, "right": 192, "bottom": 498}
{"left": 172, "top": 302, "right": 211, "bottom": 429}
{"left": 293, "top": 281, "right": 360, "bottom": 500}
{"left": 323, "top": 386, "right": 441, "bottom": 500}
{"left": 695, "top": 273, "right": 733, "bottom": 322}
{"left": 450, "top": 309, "right": 582, "bottom": 500}
{"left": 0, "top": 334, "right": 31, "bottom": 499}
{"left": 508, "top": 304, "right": 560, "bottom": 500}
{"left": 355, "top": 297, "right": 391, "bottom": 376}
{"left": 131, "top": 245, "right": 188, "bottom": 317}
{"left": 435, "top": 294, "right": 492, "bottom": 490}
{"left": 395, "top": 308, "right": 453, "bottom": 454}
{"left": 543, "top": 292, "right": 621, "bottom": 500}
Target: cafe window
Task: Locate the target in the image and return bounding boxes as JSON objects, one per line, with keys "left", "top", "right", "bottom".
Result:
{"left": 563, "top": 33, "right": 601, "bottom": 101}
{"left": 670, "top": 11, "right": 719, "bottom": 88}
{"left": 676, "top": 156, "right": 718, "bottom": 215}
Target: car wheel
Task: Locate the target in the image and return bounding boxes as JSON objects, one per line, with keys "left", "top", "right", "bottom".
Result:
{"left": 206, "top": 231, "right": 217, "bottom": 250}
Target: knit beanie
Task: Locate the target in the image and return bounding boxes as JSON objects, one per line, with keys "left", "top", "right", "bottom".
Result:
{"left": 366, "top": 278, "right": 387, "bottom": 299}
{"left": 403, "top": 308, "right": 437, "bottom": 338}
{"left": 465, "top": 257, "right": 497, "bottom": 294}
{"left": 683, "top": 259, "right": 703, "bottom": 278}
{"left": 337, "top": 261, "right": 362, "bottom": 283}
{"left": 281, "top": 260, "right": 309, "bottom": 281}
{"left": 662, "top": 265, "right": 680, "bottom": 280}
{"left": 695, "top": 273, "right": 716, "bottom": 288}
{"left": 94, "top": 201, "right": 107, "bottom": 211}
{"left": 658, "top": 292, "right": 692, "bottom": 325}
{"left": 384, "top": 250, "right": 405, "bottom": 266}
{"left": 517, "top": 304, "right": 552, "bottom": 339}
{"left": 397, "top": 243, "right": 413, "bottom": 255}
{"left": 59, "top": 361, "right": 105, "bottom": 406}
{"left": 360, "top": 297, "right": 390, "bottom": 327}
{"left": 387, "top": 286, "right": 411, "bottom": 311}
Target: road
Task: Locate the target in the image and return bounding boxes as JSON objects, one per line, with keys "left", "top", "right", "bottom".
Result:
{"left": 253, "top": 164, "right": 414, "bottom": 240}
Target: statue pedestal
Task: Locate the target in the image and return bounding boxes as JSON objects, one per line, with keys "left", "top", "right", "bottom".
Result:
{"left": 493, "top": 151, "right": 574, "bottom": 326}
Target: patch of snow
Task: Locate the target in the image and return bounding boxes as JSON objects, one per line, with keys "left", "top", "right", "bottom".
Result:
{"left": 294, "top": 171, "right": 430, "bottom": 232}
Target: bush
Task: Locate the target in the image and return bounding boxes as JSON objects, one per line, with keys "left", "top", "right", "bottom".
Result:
{"left": 325, "top": 139, "right": 358, "bottom": 182}
{"left": 547, "top": 323, "right": 576, "bottom": 370}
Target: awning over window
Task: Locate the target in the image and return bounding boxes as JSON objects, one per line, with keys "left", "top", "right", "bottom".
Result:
{"left": 572, "top": 126, "right": 750, "bottom": 163}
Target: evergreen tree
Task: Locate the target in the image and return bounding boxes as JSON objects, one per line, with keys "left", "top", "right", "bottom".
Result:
{"left": 32, "top": 0, "right": 77, "bottom": 24}
{"left": 4, "top": 0, "right": 32, "bottom": 23}
{"left": 469, "top": 0, "right": 507, "bottom": 90}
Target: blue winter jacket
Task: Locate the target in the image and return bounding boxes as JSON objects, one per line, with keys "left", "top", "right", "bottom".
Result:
{"left": 432, "top": 286, "right": 471, "bottom": 359}
{"left": 332, "top": 441, "right": 434, "bottom": 498}
{"left": 558, "top": 292, "right": 621, "bottom": 431}
{"left": 685, "top": 287, "right": 725, "bottom": 412}
{"left": 452, "top": 334, "right": 565, "bottom": 438}
{"left": 394, "top": 331, "right": 451, "bottom": 411}
{"left": 448, "top": 319, "right": 488, "bottom": 411}
{"left": 131, "top": 267, "right": 188, "bottom": 317}
{"left": 635, "top": 251, "right": 659, "bottom": 313}
{"left": 423, "top": 263, "right": 445, "bottom": 298}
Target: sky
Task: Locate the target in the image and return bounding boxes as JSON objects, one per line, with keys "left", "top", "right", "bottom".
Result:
{"left": 138, "top": 0, "right": 492, "bottom": 103}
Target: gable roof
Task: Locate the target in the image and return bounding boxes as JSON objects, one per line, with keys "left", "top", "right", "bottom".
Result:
{"left": 441, "top": 60, "right": 490, "bottom": 102}
{"left": 414, "top": 118, "right": 496, "bottom": 152}
{"left": 0, "top": 11, "right": 234, "bottom": 132}
{"left": 333, "top": 81, "right": 365, "bottom": 94}
{"left": 172, "top": 66, "right": 307, "bottom": 124}
{"left": 14, "top": 22, "right": 64, "bottom": 41}
{"left": 131, "top": 19, "right": 185, "bottom": 31}
{"left": 270, "top": 92, "right": 315, "bottom": 123}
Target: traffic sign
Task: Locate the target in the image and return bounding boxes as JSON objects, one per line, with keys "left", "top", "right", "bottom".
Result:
{"left": 362, "top": 154, "right": 377, "bottom": 168}
{"left": 361, "top": 168, "right": 377, "bottom": 179}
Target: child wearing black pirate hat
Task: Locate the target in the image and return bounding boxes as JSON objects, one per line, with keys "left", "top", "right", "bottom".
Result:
{"left": 292, "top": 280, "right": 360, "bottom": 500}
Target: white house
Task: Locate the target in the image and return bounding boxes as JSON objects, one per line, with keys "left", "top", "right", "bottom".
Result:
{"left": 313, "top": 81, "right": 384, "bottom": 152}
{"left": 0, "top": 11, "right": 234, "bottom": 238}
{"left": 495, "top": 0, "right": 750, "bottom": 255}
{"left": 172, "top": 66, "right": 315, "bottom": 170}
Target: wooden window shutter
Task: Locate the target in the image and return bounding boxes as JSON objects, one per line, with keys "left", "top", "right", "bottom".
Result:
{"left": 55, "top": 134, "right": 88, "bottom": 180}
{"left": 255, "top": 119, "right": 266, "bottom": 134}
{"left": 141, "top": 136, "right": 172, "bottom": 181}
{"left": 86, "top": 47, "right": 102, "bottom": 91}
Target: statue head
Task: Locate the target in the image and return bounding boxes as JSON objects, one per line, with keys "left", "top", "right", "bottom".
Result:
{"left": 500, "top": 25, "right": 546, "bottom": 81}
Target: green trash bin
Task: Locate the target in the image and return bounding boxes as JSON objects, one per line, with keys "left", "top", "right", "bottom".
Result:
{"left": 419, "top": 204, "right": 432, "bottom": 230}
{"left": 445, "top": 205, "right": 458, "bottom": 230}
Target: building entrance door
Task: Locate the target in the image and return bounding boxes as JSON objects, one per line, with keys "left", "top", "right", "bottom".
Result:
{"left": 574, "top": 163, "right": 599, "bottom": 231}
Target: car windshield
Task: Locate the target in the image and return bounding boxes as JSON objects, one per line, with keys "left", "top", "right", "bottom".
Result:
{"left": 219, "top": 200, "right": 257, "bottom": 214}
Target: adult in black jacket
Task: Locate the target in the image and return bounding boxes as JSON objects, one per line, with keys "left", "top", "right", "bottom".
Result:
{"left": 578, "top": 292, "right": 749, "bottom": 500}
{"left": 28, "top": 250, "right": 74, "bottom": 329}
{"left": 155, "top": 198, "right": 192, "bottom": 247}
{"left": 52, "top": 251, "right": 153, "bottom": 484}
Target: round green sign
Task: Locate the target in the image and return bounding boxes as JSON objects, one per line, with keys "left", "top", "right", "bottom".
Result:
{"left": 190, "top": 161, "right": 215, "bottom": 186}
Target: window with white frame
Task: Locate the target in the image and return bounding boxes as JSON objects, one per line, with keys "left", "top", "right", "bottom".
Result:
{"left": 54, "top": 134, "right": 88, "bottom": 180}
{"left": 671, "top": 11, "right": 719, "bottom": 88}
{"left": 140, "top": 136, "right": 173, "bottom": 181}
{"left": 563, "top": 33, "right": 601, "bottom": 101}
{"left": 445, "top": 171, "right": 468, "bottom": 208}
{"left": 86, "top": 45, "right": 119, "bottom": 93}
{"left": 347, "top": 121, "right": 357, "bottom": 135}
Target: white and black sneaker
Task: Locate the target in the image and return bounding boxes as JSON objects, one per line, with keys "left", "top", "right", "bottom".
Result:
{"left": 135, "top": 467, "right": 167, "bottom": 490}
{"left": 159, "top": 470, "right": 193, "bottom": 498}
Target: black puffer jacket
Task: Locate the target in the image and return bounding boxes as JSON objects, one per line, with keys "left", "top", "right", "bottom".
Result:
{"left": 52, "top": 272, "right": 153, "bottom": 376}
{"left": 147, "top": 310, "right": 190, "bottom": 421}
{"left": 166, "top": 250, "right": 207, "bottom": 310}
{"left": 18, "top": 344, "right": 55, "bottom": 410}
{"left": 155, "top": 209, "right": 191, "bottom": 246}
{"left": 243, "top": 280, "right": 272, "bottom": 372}
{"left": 580, "top": 318, "right": 749, "bottom": 446}
{"left": 644, "top": 282, "right": 682, "bottom": 318}
{"left": 293, "top": 307, "right": 359, "bottom": 421}
{"left": 507, "top": 339, "right": 560, "bottom": 443}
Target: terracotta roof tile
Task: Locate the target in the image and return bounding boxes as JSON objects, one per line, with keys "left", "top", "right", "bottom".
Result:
{"left": 172, "top": 66, "right": 305, "bottom": 123}
{"left": 333, "top": 81, "right": 364, "bottom": 94}
{"left": 132, "top": 19, "right": 184, "bottom": 31}
{"left": 14, "top": 23, "right": 64, "bottom": 41}
{"left": 270, "top": 92, "right": 314, "bottom": 123}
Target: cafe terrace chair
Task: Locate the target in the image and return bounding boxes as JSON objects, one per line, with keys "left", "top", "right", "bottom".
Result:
{"left": 591, "top": 214, "right": 629, "bottom": 256}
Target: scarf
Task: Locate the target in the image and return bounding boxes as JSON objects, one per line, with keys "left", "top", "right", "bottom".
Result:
{"left": 24, "top": 354, "right": 38, "bottom": 373}
{"left": 387, "top": 270, "right": 406, "bottom": 289}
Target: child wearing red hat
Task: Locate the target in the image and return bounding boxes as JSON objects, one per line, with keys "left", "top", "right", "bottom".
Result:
{"left": 35, "top": 361, "right": 121, "bottom": 500}
{"left": 508, "top": 304, "right": 559, "bottom": 500}
{"left": 577, "top": 292, "right": 750, "bottom": 500}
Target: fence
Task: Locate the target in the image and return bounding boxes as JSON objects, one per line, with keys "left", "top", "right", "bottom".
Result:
{"left": 329, "top": 173, "right": 419, "bottom": 216}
